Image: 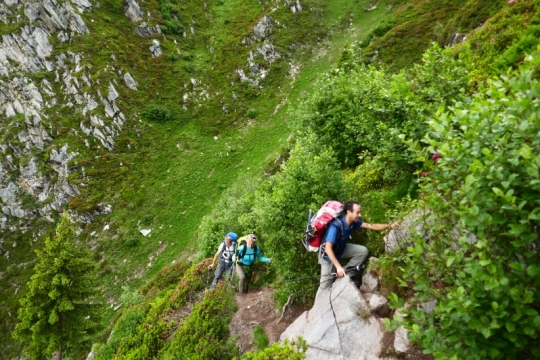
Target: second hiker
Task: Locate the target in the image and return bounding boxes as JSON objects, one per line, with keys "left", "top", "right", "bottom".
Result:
{"left": 234, "top": 234, "right": 271, "bottom": 294}
{"left": 208, "top": 232, "right": 238, "bottom": 290}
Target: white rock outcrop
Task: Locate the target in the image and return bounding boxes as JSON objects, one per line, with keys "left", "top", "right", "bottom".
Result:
{"left": 281, "top": 275, "right": 402, "bottom": 359}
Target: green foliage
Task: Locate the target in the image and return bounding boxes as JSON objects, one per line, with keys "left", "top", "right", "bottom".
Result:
{"left": 139, "top": 260, "right": 192, "bottom": 298}
{"left": 241, "top": 337, "right": 307, "bottom": 359}
{"left": 95, "top": 261, "right": 214, "bottom": 359}
{"left": 119, "top": 286, "right": 144, "bottom": 307}
{"left": 252, "top": 325, "right": 269, "bottom": 351}
{"left": 125, "top": 237, "right": 140, "bottom": 247}
{"left": 239, "top": 135, "right": 348, "bottom": 305}
{"left": 159, "top": 286, "right": 238, "bottom": 359}
{"left": 12, "top": 214, "right": 102, "bottom": 360}
{"left": 386, "top": 52, "right": 540, "bottom": 359}
{"left": 363, "top": 0, "right": 470, "bottom": 70}
{"left": 197, "top": 179, "right": 260, "bottom": 260}
{"left": 246, "top": 108, "right": 258, "bottom": 118}
{"left": 464, "top": 0, "right": 540, "bottom": 83}
{"left": 142, "top": 104, "right": 173, "bottom": 122}
{"left": 438, "top": 0, "right": 505, "bottom": 44}
{"left": 295, "top": 44, "right": 469, "bottom": 175}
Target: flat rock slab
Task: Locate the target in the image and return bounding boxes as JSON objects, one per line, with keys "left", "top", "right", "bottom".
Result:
{"left": 280, "top": 276, "right": 385, "bottom": 359}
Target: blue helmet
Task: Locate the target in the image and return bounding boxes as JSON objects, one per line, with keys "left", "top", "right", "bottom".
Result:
{"left": 226, "top": 232, "right": 238, "bottom": 242}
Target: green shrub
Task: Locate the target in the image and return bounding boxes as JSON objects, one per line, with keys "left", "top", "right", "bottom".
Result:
{"left": 139, "top": 260, "right": 192, "bottom": 297}
{"left": 142, "top": 104, "right": 173, "bottom": 122}
{"left": 125, "top": 237, "right": 140, "bottom": 247}
{"left": 239, "top": 135, "right": 348, "bottom": 305}
{"left": 159, "top": 286, "right": 238, "bottom": 358}
{"left": 385, "top": 50, "right": 540, "bottom": 360}
{"left": 242, "top": 338, "right": 307, "bottom": 359}
{"left": 246, "top": 108, "right": 258, "bottom": 118}
{"left": 120, "top": 286, "right": 144, "bottom": 307}
{"left": 371, "top": 21, "right": 395, "bottom": 37}
{"left": 295, "top": 44, "right": 469, "bottom": 176}
{"left": 95, "top": 261, "right": 212, "bottom": 359}
{"left": 252, "top": 325, "right": 269, "bottom": 350}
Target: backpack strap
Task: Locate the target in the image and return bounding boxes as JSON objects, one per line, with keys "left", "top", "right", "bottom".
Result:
{"left": 319, "top": 218, "right": 345, "bottom": 259}
{"left": 239, "top": 244, "right": 258, "bottom": 264}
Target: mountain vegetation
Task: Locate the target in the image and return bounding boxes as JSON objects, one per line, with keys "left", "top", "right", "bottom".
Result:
{"left": 2, "top": 0, "right": 539, "bottom": 358}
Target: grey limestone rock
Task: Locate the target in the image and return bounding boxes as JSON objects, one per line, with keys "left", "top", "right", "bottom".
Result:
{"left": 359, "top": 272, "right": 379, "bottom": 293}
{"left": 280, "top": 276, "right": 387, "bottom": 359}
{"left": 394, "top": 326, "right": 410, "bottom": 354}
{"left": 124, "top": 72, "right": 138, "bottom": 90}
{"left": 0, "top": 182, "right": 18, "bottom": 204}
{"left": 134, "top": 22, "right": 162, "bottom": 37}
{"left": 149, "top": 39, "right": 163, "bottom": 58}
{"left": 256, "top": 43, "right": 281, "bottom": 63}
{"left": 253, "top": 15, "right": 273, "bottom": 41}
{"left": 124, "top": 0, "right": 143, "bottom": 22}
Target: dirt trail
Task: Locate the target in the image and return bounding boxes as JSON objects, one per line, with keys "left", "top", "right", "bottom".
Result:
{"left": 228, "top": 287, "right": 308, "bottom": 353}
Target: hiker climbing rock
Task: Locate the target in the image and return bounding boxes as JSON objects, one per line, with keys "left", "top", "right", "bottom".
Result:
{"left": 208, "top": 232, "right": 238, "bottom": 290}
{"left": 234, "top": 234, "right": 271, "bottom": 294}
{"left": 317, "top": 201, "right": 399, "bottom": 295}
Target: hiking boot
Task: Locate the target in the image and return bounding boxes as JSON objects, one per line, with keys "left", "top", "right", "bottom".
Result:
{"left": 345, "top": 264, "right": 366, "bottom": 277}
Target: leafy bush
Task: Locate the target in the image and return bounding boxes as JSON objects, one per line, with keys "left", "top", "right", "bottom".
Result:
{"left": 94, "top": 261, "right": 213, "bottom": 359}
{"left": 464, "top": 0, "right": 540, "bottom": 83}
{"left": 142, "top": 104, "right": 173, "bottom": 122}
{"left": 295, "top": 44, "right": 469, "bottom": 176}
{"left": 241, "top": 338, "right": 307, "bottom": 359}
{"left": 197, "top": 179, "right": 260, "bottom": 260}
{"left": 239, "top": 135, "right": 348, "bottom": 305}
{"left": 125, "top": 237, "right": 140, "bottom": 247}
{"left": 139, "top": 260, "right": 192, "bottom": 298}
{"left": 120, "top": 286, "right": 144, "bottom": 307}
{"left": 252, "top": 325, "right": 269, "bottom": 350}
{"left": 159, "top": 286, "right": 238, "bottom": 359}
{"left": 385, "top": 51, "right": 540, "bottom": 360}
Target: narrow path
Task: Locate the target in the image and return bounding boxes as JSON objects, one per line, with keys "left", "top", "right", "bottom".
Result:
{"left": 228, "top": 287, "right": 309, "bottom": 353}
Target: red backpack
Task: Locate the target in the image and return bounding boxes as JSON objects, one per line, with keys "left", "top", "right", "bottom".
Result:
{"left": 302, "top": 200, "right": 344, "bottom": 252}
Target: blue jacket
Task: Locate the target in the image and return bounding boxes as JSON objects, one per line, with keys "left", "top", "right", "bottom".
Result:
{"left": 321, "top": 215, "right": 363, "bottom": 263}
{"left": 236, "top": 245, "right": 270, "bottom": 266}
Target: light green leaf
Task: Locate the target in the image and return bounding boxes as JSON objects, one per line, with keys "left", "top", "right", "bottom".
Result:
{"left": 505, "top": 321, "right": 516, "bottom": 333}
{"left": 520, "top": 145, "right": 532, "bottom": 160}
{"left": 526, "top": 265, "right": 540, "bottom": 277}
{"left": 492, "top": 187, "right": 504, "bottom": 197}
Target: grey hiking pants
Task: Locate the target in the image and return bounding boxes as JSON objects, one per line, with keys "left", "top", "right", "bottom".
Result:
{"left": 211, "top": 260, "right": 233, "bottom": 288}
{"left": 235, "top": 264, "right": 250, "bottom": 294}
{"left": 317, "top": 243, "right": 369, "bottom": 296}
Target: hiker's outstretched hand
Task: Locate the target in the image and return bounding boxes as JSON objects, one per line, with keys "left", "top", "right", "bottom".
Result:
{"left": 336, "top": 266, "right": 346, "bottom": 278}
{"left": 208, "top": 264, "right": 213, "bottom": 270}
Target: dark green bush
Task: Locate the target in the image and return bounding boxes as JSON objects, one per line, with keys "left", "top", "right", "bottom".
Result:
{"left": 142, "top": 104, "right": 173, "bottom": 122}
{"left": 252, "top": 325, "right": 269, "bottom": 350}
{"left": 125, "top": 237, "right": 140, "bottom": 247}
{"left": 385, "top": 51, "right": 540, "bottom": 360}
{"left": 242, "top": 338, "right": 307, "bottom": 359}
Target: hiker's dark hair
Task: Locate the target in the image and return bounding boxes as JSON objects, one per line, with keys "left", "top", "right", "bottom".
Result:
{"left": 344, "top": 201, "right": 360, "bottom": 213}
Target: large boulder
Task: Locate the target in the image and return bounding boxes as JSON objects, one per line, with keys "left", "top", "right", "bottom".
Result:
{"left": 280, "top": 276, "right": 398, "bottom": 359}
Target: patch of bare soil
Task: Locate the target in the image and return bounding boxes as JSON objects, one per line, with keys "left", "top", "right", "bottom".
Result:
{"left": 228, "top": 287, "right": 309, "bottom": 353}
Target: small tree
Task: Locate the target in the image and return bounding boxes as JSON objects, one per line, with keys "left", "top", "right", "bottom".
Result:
{"left": 13, "top": 214, "right": 101, "bottom": 360}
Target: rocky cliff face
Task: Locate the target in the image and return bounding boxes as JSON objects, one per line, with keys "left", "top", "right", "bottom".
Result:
{"left": 0, "top": 0, "right": 150, "bottom": 234}
{"left": 280, "top": 268, "right": 423, "bottom": 360}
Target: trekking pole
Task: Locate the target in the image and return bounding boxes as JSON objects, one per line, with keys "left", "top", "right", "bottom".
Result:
{"left": 289, "top": 277, "right": 336, "bottom": 298}
{"left": 280, "top": 273, "right": 337, "bottom": 283}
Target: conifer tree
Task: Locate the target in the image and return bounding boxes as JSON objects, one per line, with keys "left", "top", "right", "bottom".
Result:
{"left": 13, "top": 214, "right": 101, "bottom": 360}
